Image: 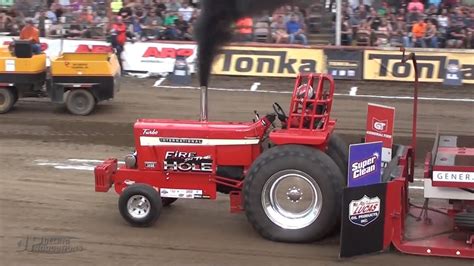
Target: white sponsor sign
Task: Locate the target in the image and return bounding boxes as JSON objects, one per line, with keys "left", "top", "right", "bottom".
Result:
{"left": 433, "top": 171, "right": 474, "bottom": 183}
{"left": 348, "top": 195, "right": 381, "bottom": 227}
{"left": 140, "top": 136, "right": 260, "bottom": 146}
{"left": 0, "top": 37, "right": 198, "bottom": 73}
{"left": 160, "top": 188, "right": 202, "bottom": 199}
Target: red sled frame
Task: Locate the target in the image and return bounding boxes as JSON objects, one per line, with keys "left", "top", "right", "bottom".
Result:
{"left": 380, "top": 48, "right": 474, "bottom": 259}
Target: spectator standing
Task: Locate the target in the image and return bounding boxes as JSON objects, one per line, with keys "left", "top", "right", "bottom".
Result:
{"left": 111, "top": 16, "right": 127, "bottom": 72}
{"left": 235, "top": 17, "right": 253, "bottom": 42}
{"left": 166, "top": 0, "right": 182, "bottom": 12}
{"left": 271, "top": 15, "right": 289, "bottom": 43}
{"left": 411, "top": 17, "right": 427, "bottom": 47}
{"left": 19, "top": 18, "right": 41, "bottom": 54}
{"left": 286, "top": 14, "right": 308, "bottom": 45}
{"left": 178, "top": 2, "right": 194, "bottom": 22}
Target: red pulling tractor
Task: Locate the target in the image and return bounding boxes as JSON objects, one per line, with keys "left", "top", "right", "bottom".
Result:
{"left": 95, "top": 73, "right": 348, "bottom": 242}
{"left": 94, "top": 49, "right": 474, "bottom": 259}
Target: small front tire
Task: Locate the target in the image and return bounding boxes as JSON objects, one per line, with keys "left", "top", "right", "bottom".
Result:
{"left": 118, "top": 184, "right": 162, "bottom": 227}
{"left": 0, "top": 88, "right": 15, "bottom": 114}
{"left": 66, "top": 89, "right": 96, "bottom": 116}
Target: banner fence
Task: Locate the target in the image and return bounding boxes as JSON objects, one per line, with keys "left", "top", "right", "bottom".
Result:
{"left": 1, "top": 37, "right": 472, "bottom": 85}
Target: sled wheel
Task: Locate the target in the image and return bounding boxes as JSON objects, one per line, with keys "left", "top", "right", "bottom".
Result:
{"left": 326, "top": 133, "right": 349, "bottom": 178}
{"left": 162, "top": 197, "right": 178, "bottom": 207}
{"left": 244, "top": 145, "right": 345, "bottom": 243}
{"left": 118, "top": 184, "right": 162, "bottom": 227}
{"left": 66, "top": 89, "right": 96, "bottom": 116}
{"left": 454, "top": 211, "right": 474, "bottom": 231}
{"left": 0, "top": 88, "right": 15, "bottom": 114}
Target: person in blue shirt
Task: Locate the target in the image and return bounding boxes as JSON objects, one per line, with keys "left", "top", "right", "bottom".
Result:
{"left": 286, "top": 14, "right": 308, "bottom": 45}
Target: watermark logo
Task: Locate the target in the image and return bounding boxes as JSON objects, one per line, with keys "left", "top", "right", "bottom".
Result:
{"left": 17, "top": 236, "right": 84, "bottom": 254}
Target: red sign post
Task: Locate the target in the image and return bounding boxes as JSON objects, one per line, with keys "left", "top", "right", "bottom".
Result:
{"left": 365, "top": 103, "right": 395, "bottom": 167}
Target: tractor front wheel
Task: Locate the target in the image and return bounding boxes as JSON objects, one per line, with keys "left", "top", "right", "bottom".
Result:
{"left": 244, "top": 145, "right": 345, "bottom": 242}
{"left": 66, "top": 89, "right": 96, "bottom": 116}
{"left": 118, "top": 184, "right": 162, "bottom": 227}
{"left": 0, "top": 88, "right": 15, "bottom": 114}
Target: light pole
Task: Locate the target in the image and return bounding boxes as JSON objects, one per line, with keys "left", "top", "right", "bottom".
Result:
{"left": 335, "top": 0, "right": 341, "bottom": 46}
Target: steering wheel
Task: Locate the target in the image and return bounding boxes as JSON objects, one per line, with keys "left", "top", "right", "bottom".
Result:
{"left": 272, "top": 102, "right": 287, "bottom": 122}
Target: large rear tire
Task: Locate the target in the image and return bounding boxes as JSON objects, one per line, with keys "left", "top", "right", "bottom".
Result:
{"left": 66, "top": 89, "right": 96, "bottom": 116}
{"left": 244, "top": 145, "right": 345, "bottom": 243}
{"left": 326, "top": 133, "right": 349, "bottom": 178}
{"left": 118, "top": 184, "right": 162, "bottom": 227}
{"left": 0, "top": 88, "right": 15, "bottom": 114}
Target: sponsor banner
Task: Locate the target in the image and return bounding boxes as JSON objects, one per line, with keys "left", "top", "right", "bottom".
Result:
{"left": 432, "top": 171, "right": 474, "bottom": 188}
{"left": 325, "top": 49, "right": 363, "bottom": 80}
{"left": 160, "top": 188, "right": 203, "bottom": 199}
{"left": 348, "top": 142, "right": 383, "bottom": 187}
{"left": 212, "top": 46, "right": 324, "bottom": 77}
{"left": 122, "top": 42, "right": 196, "bottom": 73}
{"left": 340, "top": 183, "right": 387, "bottom": 258}
{"left": 363, "top": 50, "right": 474, "bottom": 84}
{"left": 0, "top": 37, "right": 197, "bottom": 73}
{"left": 365, "top": 103, "right": 395, "bottom": 167}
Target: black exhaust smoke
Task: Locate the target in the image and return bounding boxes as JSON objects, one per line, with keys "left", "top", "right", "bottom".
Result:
{"left": 195, "top": 0, "right": 289, "bottom": 87}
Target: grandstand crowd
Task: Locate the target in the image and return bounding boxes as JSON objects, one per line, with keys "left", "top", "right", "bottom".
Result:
{"left": 0, "top": 0, "right": 472, "bottom": 49}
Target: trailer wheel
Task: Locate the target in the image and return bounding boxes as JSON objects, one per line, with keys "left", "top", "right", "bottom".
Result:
{"left": 0, "top": 88, "right": 14, "bottom": 114}
{"left": 326, "top": 133, "right": 349, "bottom": 178}
{"left": 162, "top": 197, "right": 177, "bottom": 207}
{"left": 244, "top": 145, "right": 344, "bottom": 242}
{"left": 118, "top": 184, "right": 162, "bottom": 227}
{"left": 454, "top": 211, "right": 474, "bottom": 231}
{"left": 66, "top": 89, "right": 96, "bottom": 116}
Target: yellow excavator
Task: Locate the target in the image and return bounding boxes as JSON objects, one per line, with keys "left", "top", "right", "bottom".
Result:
{"left": 0, "top": 40, "right": 120, "bottom": 115}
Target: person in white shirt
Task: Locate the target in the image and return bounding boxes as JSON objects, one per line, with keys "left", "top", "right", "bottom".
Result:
{"left": 178, "top": 2, "right": 194, "bottom": 22}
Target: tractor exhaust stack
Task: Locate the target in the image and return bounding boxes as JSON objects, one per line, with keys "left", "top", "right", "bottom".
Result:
{"left": 200, "top": 86, "right": 208, "bottom": 121}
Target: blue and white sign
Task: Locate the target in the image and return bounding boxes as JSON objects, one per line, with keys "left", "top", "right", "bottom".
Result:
{"left": 348, "top": 142, "right": 383, "bottom": 187}
{"left": 443, "top": 59, "right": 463, "bottom": 86}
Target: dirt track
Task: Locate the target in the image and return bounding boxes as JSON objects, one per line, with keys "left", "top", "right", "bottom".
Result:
{"left": 0, "top": 76, "right": 473, "bottom": 265}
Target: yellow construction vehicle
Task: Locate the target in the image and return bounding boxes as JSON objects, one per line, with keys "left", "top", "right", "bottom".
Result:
{"left": 0, "top": 40, "right": 120, "bottom": 115}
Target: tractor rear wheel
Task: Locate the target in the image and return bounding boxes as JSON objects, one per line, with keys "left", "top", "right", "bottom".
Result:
{"left": 118, "top": 184, "right": 162, "bottom": 227}
{"left": 244, "top": 145, "right": 345, "bottom": 243}
{"left": 0, "top": 88, "right": 15, "bottom": 114}
{"left": 162, "top": 197, "right": 178, "bottom": 207}
{"left": 66, "top": 89, "right": 96, "bottom": 116}
{"left": 326, "top": 133, "right": 349, "bottom": 178}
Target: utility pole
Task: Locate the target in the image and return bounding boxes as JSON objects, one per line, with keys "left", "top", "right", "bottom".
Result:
{"left": 335, "top": 0, "right": 341, "bottom": 46}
